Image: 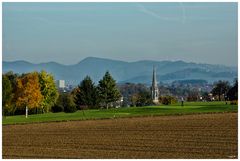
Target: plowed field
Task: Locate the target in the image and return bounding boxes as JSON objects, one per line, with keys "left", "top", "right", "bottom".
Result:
{"left": 3, "top": 113, "right": 237, "bottom": 159}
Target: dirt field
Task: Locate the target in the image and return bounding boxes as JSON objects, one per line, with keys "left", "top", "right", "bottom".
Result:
{"left": 3, "top": 113, "right": 238, "bottom": 159}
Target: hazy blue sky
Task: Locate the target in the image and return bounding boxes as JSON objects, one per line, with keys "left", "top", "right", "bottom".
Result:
{"left": 3, "top": 2, "right": 238, "bottom": 66}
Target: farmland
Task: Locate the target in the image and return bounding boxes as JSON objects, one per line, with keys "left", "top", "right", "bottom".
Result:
{"left": 2, "top": 101, "right": 237, "bottom": 125}
{"left": 3, "top": 112, "right": 237, "bottom": 159}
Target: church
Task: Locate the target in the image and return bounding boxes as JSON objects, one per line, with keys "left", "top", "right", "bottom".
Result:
{"left": 151, "top": 66, "right": 159, "bottom": 104}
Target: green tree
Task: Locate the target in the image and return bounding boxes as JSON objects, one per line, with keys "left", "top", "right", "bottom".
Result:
{"left": 119, "top": 83, "right": 150, "bottom": 107}
{"left": 211, "top": 80, "right": 230, "bottom": 101}
{"left": 57, "top": 93, "right": 77, "bottom": 113}
{"left": 130, "top": 93, "right": 139, "bottom": 107}
{"left": 75, "top": 76, "right": 99, "bottom": 109}
{"left": 136, "top": 90, "right": 152, "bottom": 106}
{"left": 4, "top": 71, "right": 19, "bottom": 115}
{"left": 98, "top": 71, "right": 121, "bottom": 109}
{"left": 38, "top": 71, "right": 59, "bottom": 113}
{"left": 227, "top": 79, "right": 238, "bottom": 101}
{"left": 2, "top": 75, "right": 13, "bottom": 116}
{"left": 4, "top": 71, "right": 18, "bottom": 91}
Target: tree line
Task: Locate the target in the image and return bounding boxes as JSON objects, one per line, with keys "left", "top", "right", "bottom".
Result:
{"left": 3, "top": 70, "right": 238, "bottom": 116}
{"left": 3, "top": 71, "right": 58, "bottom": 116}
{"left": 2, "top": 71, "right": 122, "bottom": 116}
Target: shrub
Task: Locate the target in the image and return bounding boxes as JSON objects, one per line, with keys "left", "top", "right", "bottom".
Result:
{"left": 3, "top": 104, "right": 17, "bottom": 116}
{"left": 52, "top": 104, "right": 64, "bottom": 113}
{"left": 230, "top": 100, "right": 238, "bottom": 105}
{"left": 64, "top": 105, "right": 77, "bottom": 113}
{"left": 159, "top": 96, "right": 177, "bottom": 105}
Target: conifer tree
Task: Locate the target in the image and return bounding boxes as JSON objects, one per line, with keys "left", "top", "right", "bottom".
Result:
{"left": 75, "top": 76, "right": 99, "bottom": 109}
{"left": 98, "top": 71, "right": 121, "bottom": 109}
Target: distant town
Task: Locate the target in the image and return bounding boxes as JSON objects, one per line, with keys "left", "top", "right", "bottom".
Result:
{"left": 54, "top": 66, "right": 236, "bottom": 108}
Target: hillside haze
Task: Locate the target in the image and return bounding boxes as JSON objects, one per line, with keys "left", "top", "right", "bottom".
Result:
{"left": 3, "top": 57, "right": 237, "bottom": 85}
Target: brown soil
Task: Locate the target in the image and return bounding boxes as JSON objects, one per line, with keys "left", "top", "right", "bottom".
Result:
{"left": 2, "top": 113, "right": 238, "bottom": 159}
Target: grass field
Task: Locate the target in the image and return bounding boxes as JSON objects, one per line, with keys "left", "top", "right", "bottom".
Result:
{"left": 2, "top": 101, "right": 237, "bottom": 125}
{"left": 3, "top": 113, "right": 237, "bottom": 159}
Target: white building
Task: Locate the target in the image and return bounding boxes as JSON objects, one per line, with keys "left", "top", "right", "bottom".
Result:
{"left": 56, "top": 80, "right": 65, "bottom": 88}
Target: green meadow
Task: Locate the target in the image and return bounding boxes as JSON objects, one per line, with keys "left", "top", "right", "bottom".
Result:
{"left": 2, "top": 101, "right": 237, "bottom": 125}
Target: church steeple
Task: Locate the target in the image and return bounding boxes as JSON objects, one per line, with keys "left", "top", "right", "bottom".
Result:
{"left": 152, "top": 66, "right": 159, "bottom": 104}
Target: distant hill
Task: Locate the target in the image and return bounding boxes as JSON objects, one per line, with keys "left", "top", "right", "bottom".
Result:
{"left": 3, "top": 57, "right": 237, "bottom": 85}
{"left": 172, "top": 79, "right": 208, "bottom": 85}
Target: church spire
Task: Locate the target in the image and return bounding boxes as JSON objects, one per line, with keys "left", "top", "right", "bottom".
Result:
{"left": 152, "top": 66, "right": 159, "bottom": 104}
{"left": 152, "top": 66, "right": 157, "bottom": 87}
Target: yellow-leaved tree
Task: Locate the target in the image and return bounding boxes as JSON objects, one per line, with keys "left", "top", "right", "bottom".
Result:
{"left": 38, "top": 70, "right": 59, "bottom": 113}
{"left": 15, "top": 72, "right": 43, "bottom": 118}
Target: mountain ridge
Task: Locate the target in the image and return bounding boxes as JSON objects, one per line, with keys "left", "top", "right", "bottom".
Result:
{"left": 3, "top": 57, "right": 237, "bottom": 85}
{"left": 3, "top": 57, "right": 237, "bottom": 68}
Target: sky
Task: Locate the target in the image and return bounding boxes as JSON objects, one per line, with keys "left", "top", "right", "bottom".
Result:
{"left": 2, "top": 2, "right": 238, "bottom": 66}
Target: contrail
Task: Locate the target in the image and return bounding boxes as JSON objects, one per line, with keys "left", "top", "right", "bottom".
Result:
{"left": 179, "top": 2, "right": 186, "bottom": 24}
{"left": 136, "top": 3, "right": 170, "bottom": 21}
{"left": 136, "top": 3, "right": 186, "bottom": 24}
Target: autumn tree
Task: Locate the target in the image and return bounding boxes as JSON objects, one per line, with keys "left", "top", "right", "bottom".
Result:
{"left": 159, "top": 95, "right": 177, "bottom": 105}
{"left": 75, "top": 76, "right": 99, "bottom": 109}
{"left": 15, "top": 72, "right": 43, "bottom": 118}
{"left": 38, "top": 70, "right": 59, "bottom": 113}
{"left": 98, "top": 71, "right": 121, "bottom": 109}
